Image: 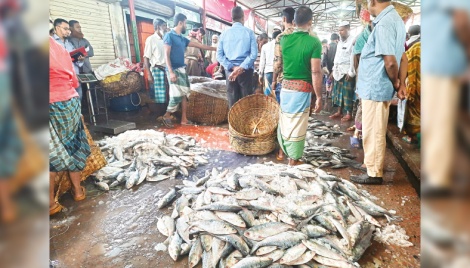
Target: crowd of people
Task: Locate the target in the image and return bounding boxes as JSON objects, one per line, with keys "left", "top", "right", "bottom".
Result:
{"left": 47, "top": 0, "right": 427, "bottom": 216}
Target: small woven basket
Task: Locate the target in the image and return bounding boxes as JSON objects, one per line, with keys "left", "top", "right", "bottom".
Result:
{"left": 187, "top": 91, "right": 229, "bottom": 125}
{"left": 356, "top": 0, "right": 413, "bottom": 21}
{"left": 228, "top": 94, "right": 280, "bottom": 155}
{"left": 99, "top": 71, "right": 143, "bottom": 98}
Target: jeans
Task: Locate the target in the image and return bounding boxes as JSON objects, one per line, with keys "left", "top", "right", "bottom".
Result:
{"left": 225, "top": 68, "right": 254, "bottom": 108}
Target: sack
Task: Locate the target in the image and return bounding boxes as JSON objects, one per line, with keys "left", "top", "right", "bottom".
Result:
{"left": 397, "top": 99, "right": 407, "bottom": 132}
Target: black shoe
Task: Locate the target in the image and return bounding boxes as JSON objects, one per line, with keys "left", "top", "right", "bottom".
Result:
{"left": 350, "top": 174, "right": 383, "bottom": 185}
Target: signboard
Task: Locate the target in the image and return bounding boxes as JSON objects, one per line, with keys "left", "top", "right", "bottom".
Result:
{"left": 206, "top": 17, "right": 231, "bottom": 33}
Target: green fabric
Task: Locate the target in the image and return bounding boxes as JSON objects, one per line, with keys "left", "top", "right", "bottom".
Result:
{"left": 353, "top": 26, "right": 371, "bottom": 55}
{"left": 277, "top": 127, "right": 305, "bottom": 160}
{"left": 332, "top": 77, "right": 356, "bottom": 112}
{"left": 280, "top": 31, "right": 322, "bottom": 82}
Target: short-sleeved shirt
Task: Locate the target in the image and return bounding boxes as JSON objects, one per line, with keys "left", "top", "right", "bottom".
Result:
{"left": 280, "top": 31, "right": 322, "bottom": 83}
{"left": 163, "top": 29, "right": 190, "bottom": 69}
{"left": 422, "top": 0, "right": 470, "bottom": 76}
{"left": 143, "top": 32, "right": 166, "bottom": 67}
{"left": 356, "top": 5, "right": 406, "bottom": 102}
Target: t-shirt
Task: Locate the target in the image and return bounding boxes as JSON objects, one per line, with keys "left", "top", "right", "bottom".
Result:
{"left": 280, "top": 31, "right": 322, "bottom": 82}
{"left": 163, "top": 29, "right": 190, "bottom": 69}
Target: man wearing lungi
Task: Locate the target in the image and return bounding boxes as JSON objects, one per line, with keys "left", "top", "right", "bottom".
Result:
{"left": 277, "top": 6, "right": 323, "bottom": 166}
{"left": 143, "top": 18, "right": 168, "bottom": 105}
{"left": 161, "top": 13, "right": 216, "bottom": 128}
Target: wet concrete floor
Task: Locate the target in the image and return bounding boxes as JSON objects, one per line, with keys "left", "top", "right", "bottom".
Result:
{"left": 50, "top": 108, "right": 420, "bottom": 268}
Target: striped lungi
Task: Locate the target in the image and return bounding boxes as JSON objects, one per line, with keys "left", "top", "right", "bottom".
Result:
{"left": 167, "top": 67, "right": 191, "bottom": 113}
{"left": 150, "top": 66, "right": 168, "bottom": 103}
{"left": 49, "top": 97, "right": 90, "bottom": 172}
{"left": 277, "top": 80, "right": 312, "bottom": 160}
{"left": 332, "top": 77, "right": 355, "bottom": 112}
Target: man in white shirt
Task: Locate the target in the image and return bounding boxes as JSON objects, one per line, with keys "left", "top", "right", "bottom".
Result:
{"left": 143, "top": 18, "right": 168, "bottom": 104}
{"left": 205, "top": 34, "right": 219, "bottom": 64}
{"left": 329, "top": 21, "right": 356, "bottom": 122}
{"left": 259, "top": 29, "right": 282, "bottom": 101}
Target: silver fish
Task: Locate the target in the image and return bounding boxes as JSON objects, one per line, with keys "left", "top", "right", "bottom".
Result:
{"left": 157, "top": 188, "right": 177, "bottom": 209}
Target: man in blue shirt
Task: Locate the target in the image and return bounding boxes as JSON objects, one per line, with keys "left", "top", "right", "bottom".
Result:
{"left": 217, "top": 6, "right": 258, "bottom": 108}
{"left": 160, "top": 13, "right": 216, "bottom": 128}
{"left": 421, "top": 0, "right": 470, "bottom": 196}
{"left": 351, "top": 0, "right": 406, "bottom": 185}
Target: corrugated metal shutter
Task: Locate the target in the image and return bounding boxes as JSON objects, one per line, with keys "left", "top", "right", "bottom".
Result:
{"left": 50, "top": 0, "right": 116, "bottom": 69}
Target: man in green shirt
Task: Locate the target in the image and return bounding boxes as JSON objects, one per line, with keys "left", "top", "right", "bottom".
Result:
{"left": 277, "top": 6, "right": 323, "bottom": 166}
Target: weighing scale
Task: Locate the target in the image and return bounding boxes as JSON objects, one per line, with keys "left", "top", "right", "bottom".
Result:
{"left": 78, "top": 73, "right": 136, "bottom": 135}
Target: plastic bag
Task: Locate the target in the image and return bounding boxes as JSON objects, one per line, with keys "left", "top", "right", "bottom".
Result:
{"left": 397, "top": 99, "right": 407, "bottom": 132}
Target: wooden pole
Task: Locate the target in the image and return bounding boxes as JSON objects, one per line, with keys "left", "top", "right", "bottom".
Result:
{"left": 128, "top": 0, "right": 141, "bottom": 63}
{"left": 202, "top": 0, "right": 206, "bottom": 31}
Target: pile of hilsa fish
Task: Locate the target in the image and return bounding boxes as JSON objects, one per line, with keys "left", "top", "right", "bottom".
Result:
{"left": 156, "top": 162, "right": 400, "bottom": 268}
{"left": 302, "top": 142, "right": 363, "bottom": 171}
{"left": 306, "top": 119, "right": 343, "bottom": 140}
{"left": 92, "top": 130, "right": 208, "bottom": 191}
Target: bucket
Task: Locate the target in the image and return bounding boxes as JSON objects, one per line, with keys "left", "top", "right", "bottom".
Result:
{"left": 109, "top": 92, "right": 141, "bottom": 112}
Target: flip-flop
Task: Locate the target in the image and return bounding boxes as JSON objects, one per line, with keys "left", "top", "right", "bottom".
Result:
{"left": 71, "top": 186, "right": 86, "bottom": 202}
{"left": 49, "top": 202, "right": 63, "bottom": 216}
{"left": 162, "top": 118, "right": 174, "bottom": 128}
{"left": 181, "top": 121, "right": 196, "bottom": 126}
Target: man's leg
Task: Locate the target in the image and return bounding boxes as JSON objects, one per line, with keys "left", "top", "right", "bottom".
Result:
{"left": 238, "top": 68, "right": 254, "bottom": 99}
{"left": 69, "top": 171, "right": 85, "bottom": 200}
{"left": 362, "top": 99, "right": 390, "bottom": 178}
{"left": 341, "top": 80, "right": 356, "bottom": 121}
{"left": 422, "top": 75, "right": 459, "bottom": 190}
{"left": 181, "top": 97, "right": 189, "bottom": 124}
{"left": 225, "top": 70, "right": 242, "bottom": 108}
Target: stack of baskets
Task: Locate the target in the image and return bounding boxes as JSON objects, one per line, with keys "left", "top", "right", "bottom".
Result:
{"left": 99, "top": 71, "right": 143, "bottom": 98}
{"left": 187, "top": 91, "right": 229, "bottom": 125}
{"left": 228, "top": 94, "right": 280, "bottom": 155}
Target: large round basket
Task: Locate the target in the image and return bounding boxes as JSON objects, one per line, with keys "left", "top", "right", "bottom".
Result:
{"left": 228, "top": 94, "right": 280, "bottom": 155}
{"left": 99, "top": 71, "right": 143, "bottom": 98}
{"left": 356, "top": 0, "right": 413, "bottom": 21}
{"left": 187, "top": 91, "right": 229, "bottom": 125}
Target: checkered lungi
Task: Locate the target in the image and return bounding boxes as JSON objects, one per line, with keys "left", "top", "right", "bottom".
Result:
{"left": 49, "top": 97, "right": 90, "bottom": 172}
{"left": 150, "top": 66, "right": 167, "bottom": 103}
{"left": 332, "top": 76, "right": 355, "bottom": 113}
{"left": 166, "top": 67, "right": 191, "bottom": 113}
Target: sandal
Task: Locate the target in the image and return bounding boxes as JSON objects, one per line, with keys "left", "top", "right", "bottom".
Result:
{"left": 181, "top": 120, "right": 196, "bottom": 126}
{"left": 162, "top": 118, "right": 174, "bottom": 128}
{"left": 402, "top": 135, "right": 416, "bottom": 144}
{"left": 71, "top": 186, "right": 86, "bottom": 202}
{"left": 276, "top": 150, "right": 285, "bottom": 161}
{"left": 49, "top": 202, "right": 63, "bottom": 216}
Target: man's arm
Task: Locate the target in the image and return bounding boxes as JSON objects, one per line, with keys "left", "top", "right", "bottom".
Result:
{"left": 189, "top": 41, "right": 216, "bottom": 51}
{"left": 86, "top": 39, "right": 94, "bottom": 58}
{"left": 164, "top": 44, "right": 176, "bottom": 82}
{"left": 239, "top": 31, "right": 258, "bottom": 70}
{"left": 397, "top": 52, "right": 408, "bottom": 99}
{"left": 259, "top": 45, "right": 266, "bottom": 78}
{"left": 216, "top": 35, "right": 234, "bottom": 71}
{"left": 272, "top": 36, "right": 283, "bottom": 89}
{"left": 311, "top": 58, "right": 323, "bottom": 113}
{"left": 383, "top": 55, "right": 400, "bottom": 89}
{"left": 454, "top": 9, "right": 470, "bottom": 60}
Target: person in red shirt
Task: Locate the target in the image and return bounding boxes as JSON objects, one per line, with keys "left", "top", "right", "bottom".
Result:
{"left": 49, "top": 36, "right": 91, "bottom": 215}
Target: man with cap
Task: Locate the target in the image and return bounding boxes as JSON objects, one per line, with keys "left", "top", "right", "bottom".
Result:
{"left": 143, "top": 18, "right": 168, "bottom": 105}
{"left": 406, "top": 25, "right": 420, "bottom": 50}
{"left": 205, "top": 34, "right": 219, "bottom": 65}
{"left": 329, "top": 21, "right": 356, "bottom": 122}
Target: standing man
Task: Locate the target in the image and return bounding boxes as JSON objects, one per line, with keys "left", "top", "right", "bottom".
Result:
{"left": 330, "top": 22, "right": 356, "bottom": 122}
{"left": 161, "top": 13, "right": 216, "bottom": 128}
{"left": 205, "top": 34, "right": 219, "bottom": 65}
{"left": 68, "top": 20, "right": 93, "bottom": 76}
{"left": 143, "top": 18, "right": 168, "bottom": 105}
{"left": 259, "top": 30, "right": 281, "bottom": 100}
{"left": 406, "top": 25, "right": 420, "bottom": 50}
{"left": 325, "top": 33, "right": 340, "bottom": 94}
{"left": 277, "top": 6, "right": 323, "bottom": 166}
{"left": 217, "top": 6, "right": 257, "bottom": 108}
{"left": 351, "top": 0, "right": 406, "bottom": 184}
{"left": 53, "top": 18, "right": 84, "bottom": 100}
{"left": 272, "top": 7, "right": 296, "bottom": 100}
{"left": 185, "top": 28, "right": 206, "bottom": 76}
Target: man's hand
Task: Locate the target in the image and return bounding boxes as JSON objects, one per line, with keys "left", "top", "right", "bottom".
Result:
{"left": 328, "top": 73, "right": 333, "bottom": 81}
{"left": 393, "top": 78, "right": 401, "bottom": 90}
{"left": 397, "top": 83, "right": 406, "bottom": 100}
{"left": 271, "top": 82, "right": 277, "bottom": 92}
{"left": 229, "top": 67, "right": 243, "bottom": 82}
{"left": 78, "top": 55, "right": 85, "bottom": 62}
{"left": 258, "top": 76, "right": 263, "bottom": 85}
{"left": 313, "top": 98, "right": 322, "bottom": 114}
{"left": 169, "top": 71, "right": 177, "bottom": 83}
{"left": 345, "top": 74, "right": 351, "bottom": 82}
{"left": 147, "top": 76, "right": 154, "bottom": 89}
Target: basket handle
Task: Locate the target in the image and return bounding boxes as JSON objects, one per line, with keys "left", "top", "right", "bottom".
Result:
{"left": 130, "top": 93, "right": 141, "bottom": 107}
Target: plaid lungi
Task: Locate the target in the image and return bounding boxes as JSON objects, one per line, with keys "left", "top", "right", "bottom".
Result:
{"left": 150, "top": 66, "right": 167, "bottom": 103}
{"left": 167, "top": 67, "right": 191, "bottom": 113}
{"left": 332, "top": 77, "right": 355, "bottom": 112}
{"left": 49, "top": 97, "right": 90, "bottom": 172}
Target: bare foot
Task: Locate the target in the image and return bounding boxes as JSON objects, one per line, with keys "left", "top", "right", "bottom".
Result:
{"left": 276, "top": 149, "right": 285, "bottom": 161}
{"left": 329, "top": 112, "right": 341, "bottom": 119}
{"left": 341, "top": 114, "right": 352, "bottom": 122}
{"left": 288, "top": 159, "right": 303, "bottom": 166}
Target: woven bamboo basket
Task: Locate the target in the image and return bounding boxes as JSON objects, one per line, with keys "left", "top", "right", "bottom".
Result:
{"left": 54, "top": 117, "right": 107, "bottom": 200}
{"left": 356, "top": 0, "right": 413, "bottom": 21}
{"left": 187, "top": 91, "right": 229, "bottom": 125}
{"left": 228, "top": 94, "right": 280, "bottom": 155}
{"left": 99, "top": 71, "right": 143, "bottom": 98}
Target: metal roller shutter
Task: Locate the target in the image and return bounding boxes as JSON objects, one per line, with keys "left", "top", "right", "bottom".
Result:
{"left": 50, "top": 0, "right": 117, "bottom": 69}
